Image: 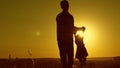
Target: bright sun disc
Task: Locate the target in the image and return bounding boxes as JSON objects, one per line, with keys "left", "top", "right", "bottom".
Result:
{"left": 76, "top": 31, "right": 84, "bottom": 37}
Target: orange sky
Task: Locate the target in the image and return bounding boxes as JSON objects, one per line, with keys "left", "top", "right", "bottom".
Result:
{"left": 0, "top": 0, "right": 120, "bottom": 58}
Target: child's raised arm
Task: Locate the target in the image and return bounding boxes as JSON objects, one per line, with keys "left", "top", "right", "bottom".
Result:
{"left": 74, "top": 26, "right": 86, "bottom": 34}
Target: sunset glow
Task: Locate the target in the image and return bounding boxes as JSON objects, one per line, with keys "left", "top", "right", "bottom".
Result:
{"left": 0, "top": 0, "right": 120, "bottom": 58}
{"left": 76, "top": 31, "right": 84, "bottom": 38}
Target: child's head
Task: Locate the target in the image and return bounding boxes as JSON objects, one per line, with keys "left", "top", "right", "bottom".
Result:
{"left": 76, "top": 27, "right": 85, "bottom": 38}
{"left": 76, "top": 35, "right": 83, "bottom": 40}
{"left": 75, "top": 34, "right": 84, "bottom": 46}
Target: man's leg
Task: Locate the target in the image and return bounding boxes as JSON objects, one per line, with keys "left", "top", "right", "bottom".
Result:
{"left": 58, "top": 41, "right": 67, "bottom": 68}
{"left": 60, "top": 53, "right": 67, "bottom": 68}
{"left": 67, "top": 42, "right": 73, "bottom": 68}
{"left": 68, "top": 55, "right": 73, "bottom": 68}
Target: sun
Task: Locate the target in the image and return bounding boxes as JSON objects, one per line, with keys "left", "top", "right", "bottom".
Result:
{"left": 76, "top": 30, "right": 84, "bottom": 38}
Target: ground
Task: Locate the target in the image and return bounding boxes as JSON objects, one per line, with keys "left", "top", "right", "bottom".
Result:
{"left": 0, "top": 57, "right": 120, "bottom": 68}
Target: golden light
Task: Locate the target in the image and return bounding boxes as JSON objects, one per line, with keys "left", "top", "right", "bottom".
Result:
{"left": 74, "top": 21, "right": 100, "bottom": 57}
{"left": 36, "top": 32, "right": 40, "bottom": 37}
{"left": 76, "top": 30, "right": 84, "bottom": 38}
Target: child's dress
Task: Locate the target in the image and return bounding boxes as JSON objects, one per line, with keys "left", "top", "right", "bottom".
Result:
{"left": 75, "top": 35, "right": 88, "bottom": 59}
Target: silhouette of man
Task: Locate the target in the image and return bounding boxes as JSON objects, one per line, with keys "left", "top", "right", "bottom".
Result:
{"left": 56, "top": 0, "right": 85, "bottom": 68}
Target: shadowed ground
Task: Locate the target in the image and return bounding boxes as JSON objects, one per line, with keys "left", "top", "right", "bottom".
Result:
{"left": 0, "top": 57, "right": 120, "bottom": 68}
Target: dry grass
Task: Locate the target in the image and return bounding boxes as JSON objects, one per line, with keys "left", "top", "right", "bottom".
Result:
{"left": 0, "top": 58, "right": 120, "bottom": 68}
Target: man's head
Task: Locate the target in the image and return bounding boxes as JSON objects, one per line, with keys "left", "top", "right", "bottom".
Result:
{"left": 60, "top": 0, "right": 69, "bottom": 11}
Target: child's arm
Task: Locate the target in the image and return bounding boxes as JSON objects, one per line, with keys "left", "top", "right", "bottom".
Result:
{"left": 74, "top": 26, "right": 86, "bottom": 34}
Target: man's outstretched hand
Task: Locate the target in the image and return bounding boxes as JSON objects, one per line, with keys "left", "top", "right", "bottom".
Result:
{"left": 82, "top": 26, "right": 86, "bottom": 31}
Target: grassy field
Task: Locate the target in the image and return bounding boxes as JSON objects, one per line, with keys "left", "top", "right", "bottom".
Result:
{"left": 0, "top": 57, "right": 120, "bottom": 68}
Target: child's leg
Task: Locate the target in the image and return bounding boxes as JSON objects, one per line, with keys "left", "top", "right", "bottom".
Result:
{"left": 79, "top": 58, "right": 83, "bottom": 66}
{"left": 83, "top": 57, "right": 87, "bottom": 65}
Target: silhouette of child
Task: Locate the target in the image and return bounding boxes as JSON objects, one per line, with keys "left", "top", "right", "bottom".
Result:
{"left": 74, "top": 30, "right": 88, "bottom": 66}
